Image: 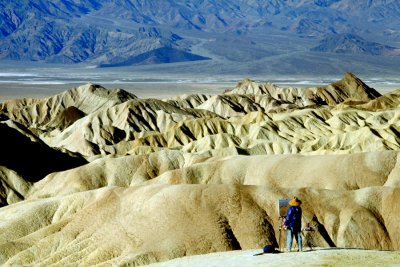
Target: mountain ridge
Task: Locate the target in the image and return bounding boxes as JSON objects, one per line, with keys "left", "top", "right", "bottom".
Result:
{"left": 311, "top": 33, "right": 400, "bottom": 56}
{"left": 98, "top": 47, "right": 210, "bottom": 67}
{"left": 1, "top": 73, "right": 398, "bottom": 159}
{"left": 1, "top": 0, "right": 400, "bottom": 69}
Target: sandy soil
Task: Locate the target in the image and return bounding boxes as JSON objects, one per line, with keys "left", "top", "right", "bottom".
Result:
{"left": 147, "top": 248, "right": 400, "bottom": 267}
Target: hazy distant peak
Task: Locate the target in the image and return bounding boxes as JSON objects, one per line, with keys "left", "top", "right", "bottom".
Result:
{"left": 311, "top": 33, "right": 400, "bottom": 56}
{"left": 98, "top": 47, "right": 210, "bottom": 67}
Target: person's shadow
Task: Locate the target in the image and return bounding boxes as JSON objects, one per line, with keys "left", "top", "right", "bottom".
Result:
{"left": 312, "top": 215, "right": 336, "bottom": 247}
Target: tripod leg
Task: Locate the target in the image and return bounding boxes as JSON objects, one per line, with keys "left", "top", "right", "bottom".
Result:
{"left": 278, "top": 229, "right": 282, "bottom": 251}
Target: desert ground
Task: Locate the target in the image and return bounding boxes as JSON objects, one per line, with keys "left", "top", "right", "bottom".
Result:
{"left": 148, "top": 248, "right": 400, "bottom": 267}
{"left": 0, "top": 72, "right": 399, "bottom": 266}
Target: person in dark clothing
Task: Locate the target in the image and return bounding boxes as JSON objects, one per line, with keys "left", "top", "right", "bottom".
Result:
{"left": 284, "top": 197, "right": 302, "bottom": 252}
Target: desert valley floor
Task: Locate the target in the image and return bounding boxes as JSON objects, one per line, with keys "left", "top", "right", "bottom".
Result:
{"left": 0, "top": 72, "right": 400, "bottom": 266}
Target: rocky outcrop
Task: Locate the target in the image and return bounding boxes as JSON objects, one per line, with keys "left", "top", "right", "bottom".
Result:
{"left": 0, "top": 83, "right": 137, "bottom": 132}
{"left": 226, "top": 72, "right": 382, "bottom": 107}
{"left": 0, "top": 166, "right": 30, "bottom": 207}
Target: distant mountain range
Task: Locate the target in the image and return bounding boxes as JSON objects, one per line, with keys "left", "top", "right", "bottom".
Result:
{"left": 312, "top": 33, "right": 400, "bottom": 56}
{"left": 1, "top": 0, "right": 400, "bottom": 72}
{"left": 98, "top": 47, "right": 210, "bottom": 67}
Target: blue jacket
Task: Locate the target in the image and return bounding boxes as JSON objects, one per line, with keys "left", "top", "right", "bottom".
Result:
{"left": 285, "top": 206, "right": 302, "bottom": 230}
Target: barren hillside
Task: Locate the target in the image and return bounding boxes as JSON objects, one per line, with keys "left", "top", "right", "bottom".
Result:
{"left": 0, "top": 73, "right": 399, "bottom": 266}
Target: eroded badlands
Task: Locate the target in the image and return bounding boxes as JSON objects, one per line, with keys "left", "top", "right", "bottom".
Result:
{"left": 0, "top": 73, "right": 399, "bottom": 266}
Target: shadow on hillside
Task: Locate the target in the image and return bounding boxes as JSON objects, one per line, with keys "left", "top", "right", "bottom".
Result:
{"left": 0, "top": 123, "right": 87, "bottom": 182}
{"left": 312, "top": 215, "right": 336, "bottom": 248}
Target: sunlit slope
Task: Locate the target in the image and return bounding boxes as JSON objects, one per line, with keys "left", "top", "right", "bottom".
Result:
{"left": 1, "top": 185, "right": 400, "bottom": 266}
{"left": 26, "top": 150, "right": 399, "bottom": 199}
{"left": 0, "top": 73, "right": 399, "bottom": 266}
{"left": 1, "top": 73, "right": 397, "bottom": 158}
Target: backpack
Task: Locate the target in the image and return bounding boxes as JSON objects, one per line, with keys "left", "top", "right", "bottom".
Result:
{"left": 263, "top": 244, "right": 277, "bottom": 253}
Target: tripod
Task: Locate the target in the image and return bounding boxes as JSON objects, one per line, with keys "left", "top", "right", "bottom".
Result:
{"left": 302, "top": 221, "right": 316, "bottom": 251}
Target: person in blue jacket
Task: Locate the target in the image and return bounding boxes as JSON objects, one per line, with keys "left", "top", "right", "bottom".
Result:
{"left": 284, "top": 197, "right": 302, "bottom": 252}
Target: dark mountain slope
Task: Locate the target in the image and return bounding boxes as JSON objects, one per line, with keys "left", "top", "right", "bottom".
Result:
{"left": 311, "top": 34, "right": 400, "bottom": 56}
{"left": 0, "top": 122, "right": 87, "bottom": 182}
{"left": 99, "top": 47, "right": 210, "bottom": 67}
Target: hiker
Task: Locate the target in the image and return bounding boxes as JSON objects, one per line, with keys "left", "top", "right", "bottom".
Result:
{"left": 284, "top": 197, "right": 302, "bottom": 252}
